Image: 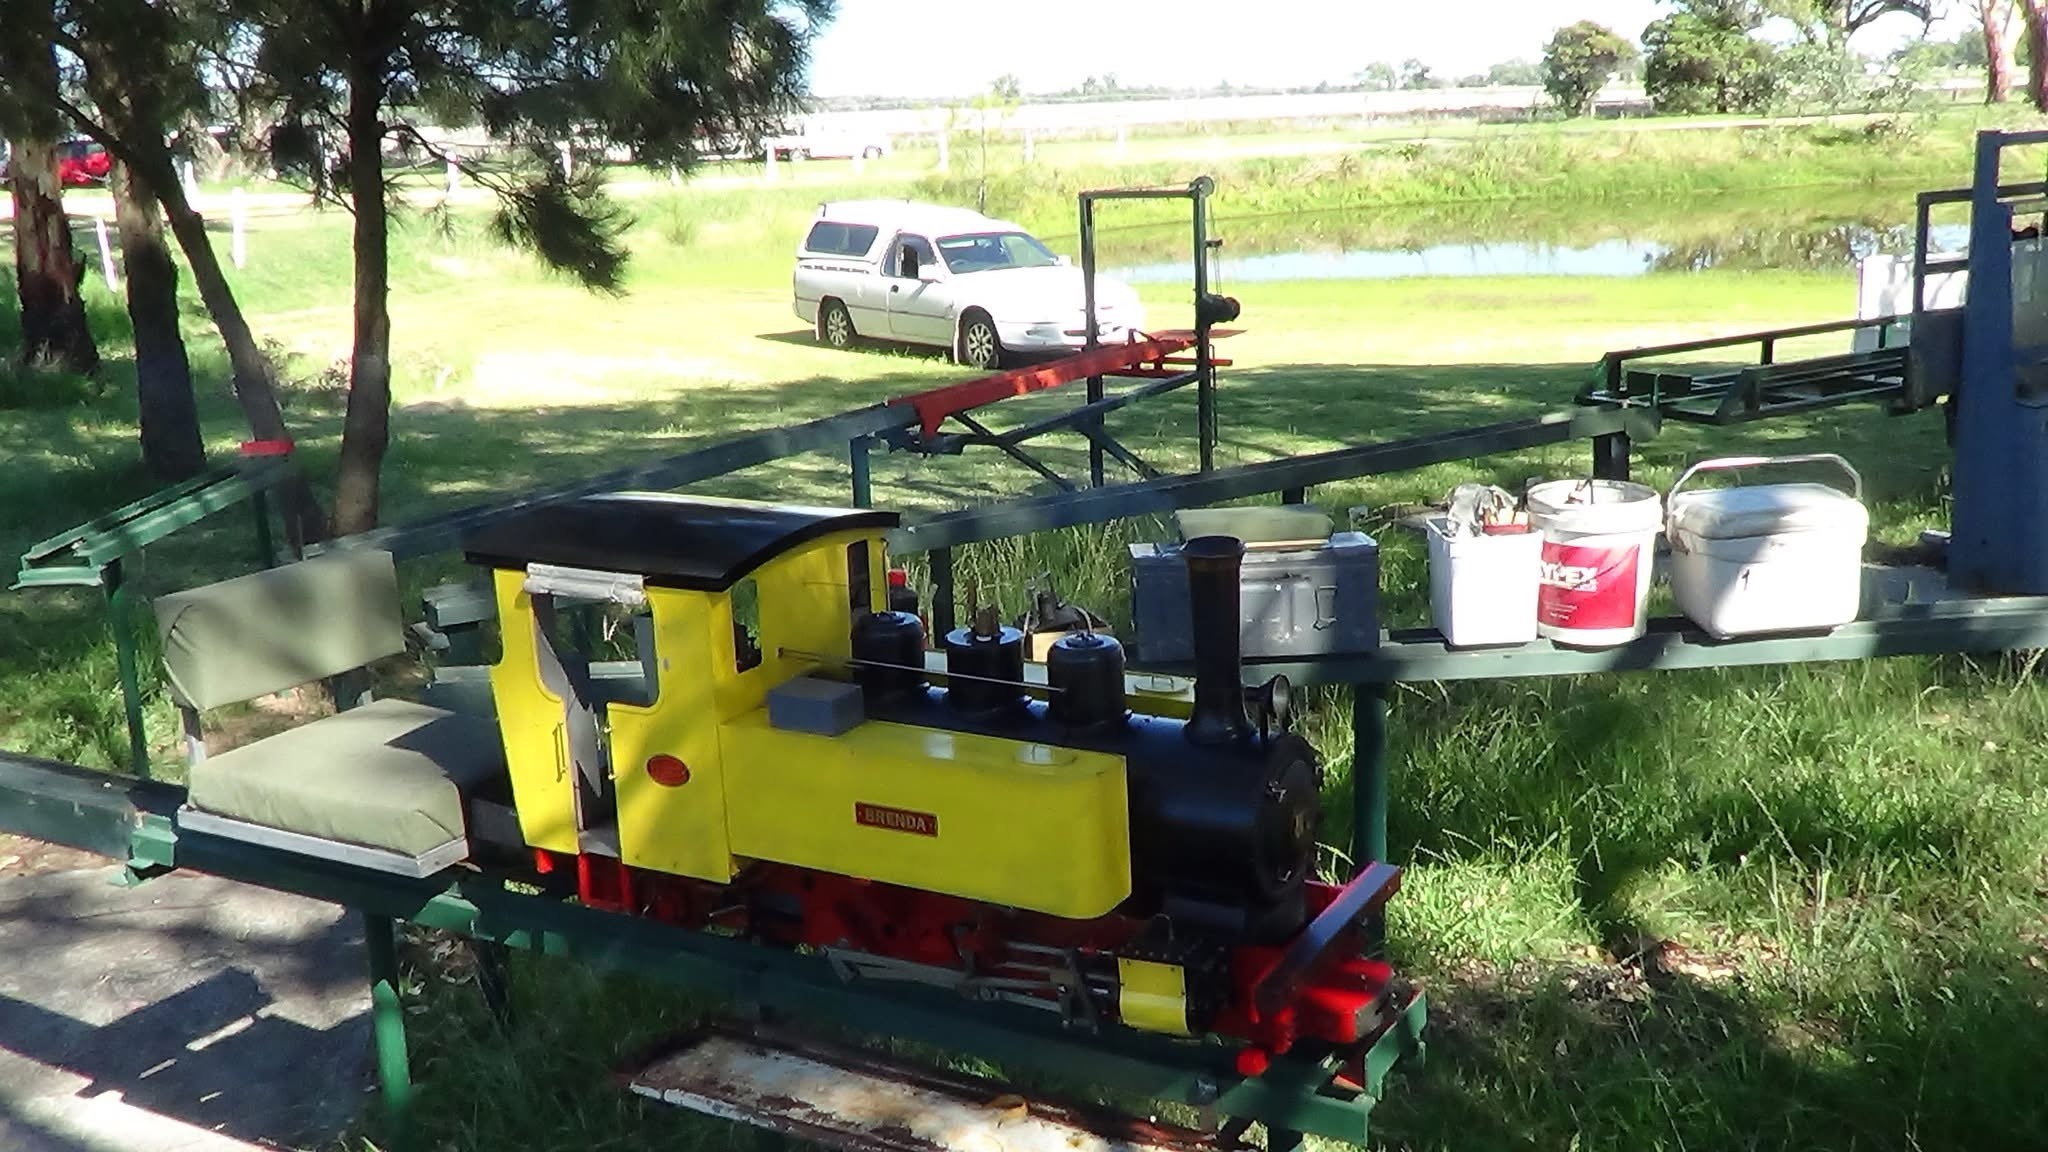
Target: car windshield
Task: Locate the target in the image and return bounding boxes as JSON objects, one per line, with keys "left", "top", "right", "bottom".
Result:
{"left": 935, "top": 232, "right": 1060, "bottom": 274}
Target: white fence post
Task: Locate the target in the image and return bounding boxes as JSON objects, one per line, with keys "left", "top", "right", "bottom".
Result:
{"left": 1023, "top": 126, "right": 1034, "bottom": 164}
{"left": 93, "top": 217, "right": 118, "bottom": 289}
{"left": 557, "top": 141, "right": 573, "bottom": 179}
{"left": 765, "top": 143, "right": 779, "bottom": 184}
{"left": 1115, "top": 124, "right": 1128, "bottom": 159}
{"left": 445, "top": 159, "right": 460, "bottom": 196}
{"left": 935, "top": 131, "right": 949, "bottom": 173}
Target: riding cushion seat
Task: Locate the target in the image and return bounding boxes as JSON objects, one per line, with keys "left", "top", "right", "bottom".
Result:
{"left": 185, "top": 697, "right": 504, "bottom": 858}
{"left": 1174, "top": 504, "right": 1334, "bottom": 544}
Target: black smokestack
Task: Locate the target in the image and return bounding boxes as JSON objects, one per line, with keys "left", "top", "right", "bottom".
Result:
{"left": 1182, "top": 535, "right": 1250, "bottom": 746}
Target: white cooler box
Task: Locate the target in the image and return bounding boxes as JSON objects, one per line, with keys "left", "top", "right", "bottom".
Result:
{"left": 1666, "top": 454, "right": 1868, "bottom": 639}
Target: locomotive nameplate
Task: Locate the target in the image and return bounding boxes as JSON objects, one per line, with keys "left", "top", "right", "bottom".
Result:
{"left": 855, "top": 802, "right": 938, "bottom": 837}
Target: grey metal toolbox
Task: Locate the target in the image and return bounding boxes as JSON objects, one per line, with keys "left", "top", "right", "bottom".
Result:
{"left": 1127, "top": 531, "right": 1380, "bottom": 664}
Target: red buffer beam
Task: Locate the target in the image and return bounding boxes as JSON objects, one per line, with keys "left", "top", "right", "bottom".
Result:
{"left": 891, "top": 330, "right": 1240, "bottom": 438}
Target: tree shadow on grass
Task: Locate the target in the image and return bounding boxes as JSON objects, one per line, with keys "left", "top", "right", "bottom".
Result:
{"left": 1376, "top": 945, "right": 2048, "bottom": 1151}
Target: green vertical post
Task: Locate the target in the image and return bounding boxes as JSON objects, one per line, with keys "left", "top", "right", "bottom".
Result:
{"left": 1352, "top": 684, "right": 1389, "bottom": 957}
{"left": 250, "top": 490, "right": 277, "bottom": 567}
{"left": 366, "top": 914, "right": 416, "bottom": 1149}
{"left": 105, "top": 560, "right": 150, "bottom": 778}
{"left": 1592, "top": 431, "right": 1631, "bottom": 482}
{"left": 850, "top": 436, "right": 873, "bottom": 509}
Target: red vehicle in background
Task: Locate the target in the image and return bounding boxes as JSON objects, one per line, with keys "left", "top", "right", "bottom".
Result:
{"left": 56, "top": 140, "right": 112, "bottom": 186}
{"left": 0, "top": 139, "right": 112, "bottom": 187}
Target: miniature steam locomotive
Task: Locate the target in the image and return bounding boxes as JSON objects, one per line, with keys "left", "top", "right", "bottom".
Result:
{"left": 459, "top": 492, "right": 1405, "bottom": 1069}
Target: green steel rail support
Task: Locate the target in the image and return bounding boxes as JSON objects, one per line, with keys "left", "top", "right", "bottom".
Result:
{"left": 1592, "top": 430, "right": 1631, "bottom": 482}
{"left": 850, "top": 435, "right": 874, "bottom": 509}
{"left": 105, "top": 560, "right": 149, "bottom": 777}
{"left": 1352, "top": 685, "right": 1390, "bottom": 957}
{"left": 930, "top": 547, "right": 956, "bottom": 635}
{"left": 251, "top": 490, "right": 277, "bottom": 566}
{"left": 366, "top": 913, "right": 416, "bottom": 1151}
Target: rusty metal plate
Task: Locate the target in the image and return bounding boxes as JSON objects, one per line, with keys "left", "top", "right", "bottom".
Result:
{"left": 625, "top": 1024, "right": 1229, "bottom": 1152}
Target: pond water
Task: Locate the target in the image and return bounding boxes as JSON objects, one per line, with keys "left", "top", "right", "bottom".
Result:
{"left": 1090, "top": 198, "right": 1974, "bottom": 283}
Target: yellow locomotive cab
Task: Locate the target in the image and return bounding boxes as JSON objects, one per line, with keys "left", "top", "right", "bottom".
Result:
{"left": 463, "top": 492, "right": 1134, "bottom": 920}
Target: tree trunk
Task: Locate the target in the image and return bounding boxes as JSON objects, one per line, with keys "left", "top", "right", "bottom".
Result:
{"left": 68, "top": 13, "right": 317, "bottom": 528}
{"left": 110, "top": 159, "right": 204, "bottom": 479}
{"left": 143, "top": 159, "right": 326, "bottom": 545}
{"left": 7, "top": 136, "right": 98, "bottom": 374}
{"left": 331, "top": 58, "right": 391, "bottom": 537}
{"left": 2025, "top": 0, "right": 2048, "bottom": 111}
{"left": 1985, "top": 0, "right": 2019, "bottom": 103}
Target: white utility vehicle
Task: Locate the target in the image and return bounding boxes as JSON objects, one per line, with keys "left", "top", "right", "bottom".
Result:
{"left": 791, "top": 201, "right": 1147, "bottom": 369}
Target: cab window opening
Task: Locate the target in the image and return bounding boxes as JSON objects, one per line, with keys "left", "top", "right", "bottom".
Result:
{"left": 731, "top": 577, "right": 764, "bottom": 672}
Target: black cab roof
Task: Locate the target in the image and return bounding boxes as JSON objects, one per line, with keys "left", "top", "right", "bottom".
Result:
{"left": 462, "top": 492, "right": 898, "bottom": 592}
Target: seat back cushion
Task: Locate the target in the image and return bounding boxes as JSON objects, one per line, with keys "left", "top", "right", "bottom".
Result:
{"left": 1174, "top": 504, "right": 1334, "bottom": 544}
{"left": 155, "top": 549, "right": 405, "bottom": 711}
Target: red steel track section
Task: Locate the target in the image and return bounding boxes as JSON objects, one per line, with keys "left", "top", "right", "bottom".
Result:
{"left": 890, "top": 330, "right": 1238, "bottom": 438}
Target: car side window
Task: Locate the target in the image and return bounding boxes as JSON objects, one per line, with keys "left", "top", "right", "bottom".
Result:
{"left": 885, "top": 234, "right": 939, "bottom": 278}
{"left": 803, "top": 221, "right": 878, "bottom": 258}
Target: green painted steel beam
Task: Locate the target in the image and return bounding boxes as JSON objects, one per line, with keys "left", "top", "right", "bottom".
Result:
{"left": 9, "top": 565, "right": 104, "bottom": 590}
{"left": 887, "top": 407, "right": 1657, "bottom": 555}
{"left": 68, "top": 462, "right": 291, "bottom": 568}
{"left": 331, "top": 403, "right": 916, "bottom": 561}
{"left": 18, "top": 458, "right": 288, "bottom": 573}
{"left": 19, "top": 465, "right": 237, "bottom": 564}
{"left": 1221, "top": 593, "right": 2048, "bottom": 686}
{"left": 0, "top": 752, "right": 167, "bottom": 859}
{"left": 151, "top": 822, "right": 1392, "bottom": 1141}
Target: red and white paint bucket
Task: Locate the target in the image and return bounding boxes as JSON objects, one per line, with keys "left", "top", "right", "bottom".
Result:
{"left": 1527, "top": 478, "right": 1663, "bottom": 648}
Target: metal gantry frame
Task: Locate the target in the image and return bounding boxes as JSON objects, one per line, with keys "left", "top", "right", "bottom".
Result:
{"left": 1080, "top": 177, "right": 1228, "bottom": 480}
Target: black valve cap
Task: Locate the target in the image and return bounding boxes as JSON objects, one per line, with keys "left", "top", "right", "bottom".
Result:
{"left": 1197, "top": 292, "right": 1241, "bottom": 327}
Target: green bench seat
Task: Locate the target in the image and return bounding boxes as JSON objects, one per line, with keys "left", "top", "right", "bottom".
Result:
{"left": 157, "top": 550, "right": 507, "bottom": 876}
{"left": 185, "top": 698, "right": 502, "bottom": 861}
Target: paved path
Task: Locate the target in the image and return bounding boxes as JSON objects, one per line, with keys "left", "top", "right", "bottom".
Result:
{"left": 0, "top": 859, "right": 370, "bottom": 1151}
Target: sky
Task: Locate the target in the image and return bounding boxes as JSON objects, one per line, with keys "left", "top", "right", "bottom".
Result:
{"left": 804, "top": 1, "right": 1973, "bottom": 101}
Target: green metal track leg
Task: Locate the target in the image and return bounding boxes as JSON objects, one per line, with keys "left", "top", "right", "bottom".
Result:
{"left": 850, "top": 436, "right": 873, "bottom": 509}
{"left": 1593, "top": 431, "right": 1631, "bottom": 481}
{"left": 105, "top": 560, "right": 150, "bottom": 778}
{"left": 366, "top": 914, "right": 416, "bottom": 1149}
{"left": 251, "top": 490, "right": 278, "bottom": 566}
{"left": 474, "top": 939, "right": 515, "bottom": 1031}
{"left": 1352, "top": 685, "right": 1389, "bottom": 957}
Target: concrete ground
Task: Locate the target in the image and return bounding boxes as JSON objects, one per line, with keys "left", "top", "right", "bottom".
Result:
{"left": 0, "top": 842, "right": 370, "bottom": 1152}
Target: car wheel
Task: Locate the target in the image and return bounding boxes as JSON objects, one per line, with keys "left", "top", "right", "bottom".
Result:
{"left": 862, "top": 145, "right": 884, "bottom": 160}
{"left": 818, "top": 299, "right": 857, "bottom": 350}
{"left": 958, "top": 311, "right": 1004, "bottom": 371}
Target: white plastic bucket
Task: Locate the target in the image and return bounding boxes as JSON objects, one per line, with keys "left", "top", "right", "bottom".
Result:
{"left": 1527, "top": 478, "right": 1663, "bottom": 647}
{"left": 1425, "top": 516, "right": 1542, "bottom": 647}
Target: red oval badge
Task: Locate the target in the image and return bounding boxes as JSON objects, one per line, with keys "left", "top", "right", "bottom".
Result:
{"left": 646, "top": 754, "right": 691, "bottom": 787}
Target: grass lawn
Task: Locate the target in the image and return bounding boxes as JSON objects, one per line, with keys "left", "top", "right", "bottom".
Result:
{"left": 2, "top": 126, "right": 2045, "bottom": 1151}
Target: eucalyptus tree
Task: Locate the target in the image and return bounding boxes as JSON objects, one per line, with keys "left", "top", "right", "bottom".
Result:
{"left": 235, "top": 0, "right": 833, "bottom": 533}
{"left": 0, "top": 0, "right": 99, "bottom": 376}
